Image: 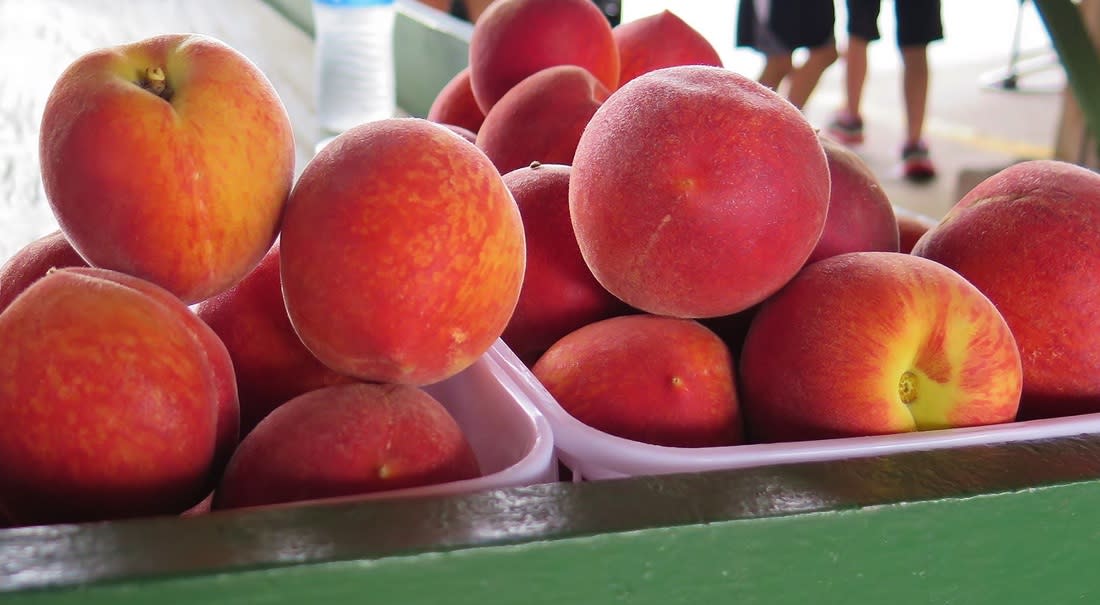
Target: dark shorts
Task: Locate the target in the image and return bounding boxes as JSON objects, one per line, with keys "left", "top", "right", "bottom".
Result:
{"left": 737, "top": 0, "right": 836, "bottom": 54}
{"left": 846, "top": 0, "right": 944, "bottom": 47}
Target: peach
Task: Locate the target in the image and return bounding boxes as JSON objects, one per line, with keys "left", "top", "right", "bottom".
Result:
{"left": 739, "top": 252, "right": 1022, "bottom": 443}
{"left": 468, "top": 0, "right": 619, "bottom": 114}
{"left": 499, "top": 163, "right": 632, "bottom": 365}
{"left": 62, "top": 267, "right": 240, "bottom": 480}
{"left": 426, "top": 67, "right": 486, "bottom": 134}
{"left": 280, "top": 118, "right": 525, "bottom": 385}
{"left": 38, "top": 34, "right": 294, "bottom": 304}
{"left": 0, "top": 268, "right": 220, "bottom": 524}
{"left": 698, "top": 305, "right": 759, "bottom": 363}
{"left": 806, "top": 135, "right": 899, "bottom": 265}
{"left": 912, "top": 160, "right": 1100, "bottom": 419}
{"left": 894, "top": 205, "right": 939, "bottom": 253}
{"left": 196, "top": 242, "right": 357, "bottom": 435}
{"left": 180, "top": 492, "right": 214, "bottom": 518}
{"left": 0, "top": 230, "right": 87, "bottom": 314}
{"left": 612, "top": 9, "right": 723, "bottom": 86}
{"left": 213, "top": 383, "right": 480, "bottom": 510}
{"left": 442, "top": 123, "right": 478, "bottom": 145}
{"left": 569, "top": 65, "right": 830, "bottom": 318}
{"left": 532, "top": 314, "right": 742, "bottom": 447}
{"left": 476, "top": 65, "right": 611, "bottom": 175}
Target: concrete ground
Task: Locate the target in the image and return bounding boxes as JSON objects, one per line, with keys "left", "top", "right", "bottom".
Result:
{"left": 622, "top": 0, "right": 1067, "bottom": 220}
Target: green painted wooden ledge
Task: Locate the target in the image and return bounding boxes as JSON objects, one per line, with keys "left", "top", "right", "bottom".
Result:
{"left": 4, "top": 434, "right": 1100, "bottom": 603}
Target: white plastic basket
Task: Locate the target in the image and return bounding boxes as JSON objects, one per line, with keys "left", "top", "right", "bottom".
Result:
{"left": 258, "top": 340, "right": 559, "bottom": 508}
{"left": 423, "top": 340, "right": 558, "bottom": 489}
{"left": 366, "top": 339, "right": 559, "bottom": 499}
{"left": 494, "top": 342, "right": 1100, "bottom": 481}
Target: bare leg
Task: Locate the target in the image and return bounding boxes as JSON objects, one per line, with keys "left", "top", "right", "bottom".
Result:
{"left": 787, "top": 44, "right": 838, "bottom": 109}
{"left": 843, "top": 36, "right": 870, "bottom": 120}
{"left": 758, "top": 54, "right": 794, "bottom": 92}
{"left": 900, "top": 44, "right": 930, "bottom": 145}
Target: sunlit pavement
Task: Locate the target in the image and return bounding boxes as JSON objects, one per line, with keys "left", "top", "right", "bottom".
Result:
{"left": 621, "top": 0, "right": 1066, "bottom": 219}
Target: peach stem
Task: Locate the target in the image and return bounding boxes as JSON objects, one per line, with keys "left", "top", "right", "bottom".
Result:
{"left": 141, "top": 66, "right": 171, "bottom": 100}
{"left": 899, "top": 371, "right": 918, "bottom": 405}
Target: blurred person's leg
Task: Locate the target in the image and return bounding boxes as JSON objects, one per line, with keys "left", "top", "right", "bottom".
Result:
{"left": 737, "top": 0, "right": 795, "bottom": 92}
{"left": 782, "top": 0, "right": 836, "bottom": 109}
{"left": 900, "top": 45, "right": 930, "bottom": 146}
{"left": 788, "top": 43, "right": 838, "bottom": 109}
{"left": 829, "top": 0, "right": 881, "bottom": 144}
{"left": 896, "top": 0, "right": 943, "bottom": 181}
{"left": 843, "top": 36, "right": 869, "bottom": 123}
{"left": 760, "top": 54, "right": 795, "bottom": 91}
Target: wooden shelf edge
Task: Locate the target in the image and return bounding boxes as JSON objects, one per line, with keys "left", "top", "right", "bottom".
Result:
{"left": 5, "top": 433, "right": 1100, "bottom": 602}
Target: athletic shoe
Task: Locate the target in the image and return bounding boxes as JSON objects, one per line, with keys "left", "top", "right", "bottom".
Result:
{"left": 901, "top": 141, "right": 936, "bottom": 182}
{"left": 827, "top": 111, "right": 864, "bottom": 145}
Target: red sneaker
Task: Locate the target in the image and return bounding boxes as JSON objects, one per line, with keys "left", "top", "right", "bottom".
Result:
{"left": 902, "top": 141, "right": 936, "bottom": 182}
{"left": 827, "top": 112, "right": 864, "bottom": 145}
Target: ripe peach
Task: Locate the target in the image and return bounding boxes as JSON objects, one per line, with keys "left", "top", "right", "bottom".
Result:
{"left": 442, "top": 123, "right": 478, "bottom": 145}
{"left": 894, "top": 205, "right": 939, "bottom": 253}
{"left": 213, "top": 383, "right": 480, "bottom": 510}
{"left": 38, "top": 34, "right": 294, "bottom": 304}
{"left": 468, "top": 0, "right": 619, "bottom": 114}
{"left": 426, "top": 67, "right": 486, "bottom": 134}
{"left": 63, "top": 267, "right": 240, "bottom": 480}
{"left": 0, "top": 230, "right": 87, "bottom": 314}
{"left": 196, "top": 242, "right": 357, "bottom": 435}
{"left": 532, "top": 314, "right": 743, "bottom": 447}
{"left": 280, "top": 118, "right": 525, "bottom": 385}
{"left": 499, "top": 163, "right": 632, "bottom": 365}
{"left": 699, "top": 305, "right": 759, "bottom": 362}
{"left": 912, "top": 160, "right": 1100, "bottom": 419}
{"left": 0, "top": 268, "right": 220, "bottom": 524}
{"left": 476, "top": 65, "right": 611, "bottom": 175}
{"left": 570, "top": 65, "right": 830, "bottom": 318}
{"left": 180, "top": 492, "right": 214, "bottom": 518}
{"left": 739, "top": 252, "right": 1022, "bottom": 443}
{"left": 612, "top": 10, "right": 723, "bottom": 86}
{"left": 807, "top": 135, "right": 899, "bottom": 264}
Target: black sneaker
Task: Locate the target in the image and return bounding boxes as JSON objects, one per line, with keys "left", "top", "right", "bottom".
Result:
{"left": 902, "top": 141, "right": 936, "bottom": 182}
{"left": 827, "top": 111, "right": 864, "bottom": 145}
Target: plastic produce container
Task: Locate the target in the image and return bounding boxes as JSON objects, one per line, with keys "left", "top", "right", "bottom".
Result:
{"left": 349, "top": 339, "right": 559, "bottom": 501}
{"left": 180, "top": 339, "right": 558, "bottom": 515}
{"left": 494, "top": 344, "right": 1100, "bottom": 481}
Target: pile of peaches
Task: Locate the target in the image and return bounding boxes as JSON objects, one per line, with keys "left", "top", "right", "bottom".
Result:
{"left": 2, "top": 0, "right": 1099, "bottom": 528}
